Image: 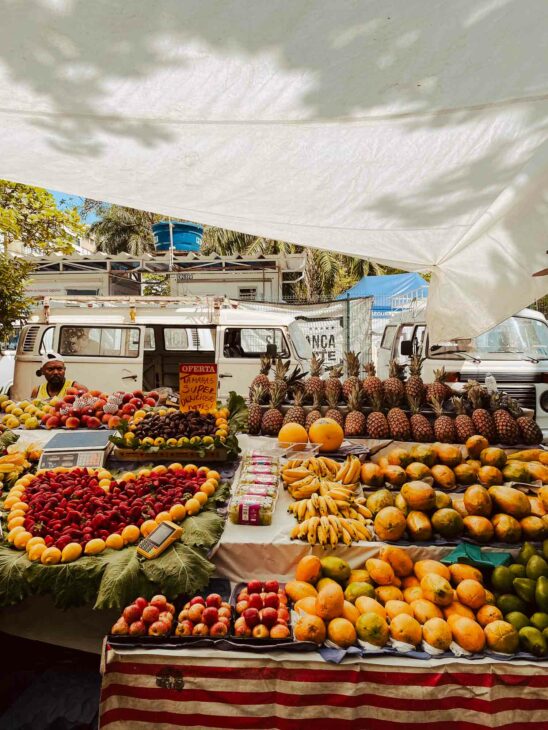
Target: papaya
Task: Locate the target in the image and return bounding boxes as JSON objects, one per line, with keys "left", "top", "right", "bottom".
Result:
{"left": 342, "top": 601, "right": 360, "bottom": 625}
{"left": 344, "top": 582, "right": 376, "bottom": 604}
{"left": 285, "top": 581, "right": 318, "bottom": 602}
{"left": 327, "top": 617, "right": 357, "bottom": 648}
{"left": 360, "top": 462, "right": 384, "bottom": 488}
{"left": 385, "top": 600, "right": 413, "bottom": 620}
{"left": 505, "top": 611, "right": 531, "bottom": 632}
{"left": 463, "top": 515, "right": 494, "bottom": 543}
{"left": 406, "top": 511, "right": 432, "bottom": 541}
{"left": 456, "top": 579, "right": 486, "bottom": 609}
{"left": 388, "top": 448, "right": 415, "bottom": 468}
{"left": 420, "top": 573, "right": 454, "bottom": 606}
{"left": 401, "top": 481, "right": 436, "bottom": 511}
{"left": 366, "top": 489, "right": 395, "bottom": 516}
{"left": 405, "top": 462, "right": 432, "bottom": 481}
{"left": 320, "top": 556, "right": 351, "bottom": 585}
{"left": 294, "top": 597, "right": 318, "bottom": 615}
{"left": 507, "top": 449, "right": 543, "bottom": 462}
{"left": 513, "top": 577, "right": 536, "bottom": 604}
{"left": 540, "top": 486, "right": 548, "bottom": 512}
{"left": 346, "top": 569, "right": 370, "bottom": 586}
{"left": 378, "top": 546, "right": 414, "bottom": 577}
{"left": 453, "top": 499, "right": 468, "bottom": 518}
{"left": 382, "top": 466, "right": 407, "bottom": 488}
{"left": 528, "top": 496, "right": 546, "bottom": 518}
{"left": 476, "top": 605, "right": 503, "bottom": 627}
{"left": 365, "top": 558, "right": 395, "bottom": 586}
{"left": 389, "top": 613, "right": 422, "bottom": 646}
{"left": 414, "top": 560, "right": 450, "bottom": 581}
{"left": 491, "top": 565, "right": 515, "bottom": 594}
{"left": 492, "top": 513, "right": 522, "bottom": 543}
{"left": 431, "top": 508, "right": 464, "bottom": 538}
{"left": 434, "top": 490, "right": 452, "bottom": 509}
{"left": 530, "top": 613, "right": 548, "bottom": 631}
{"left": 403, "top": 585, "right": 423, "bottom": 603}
{"left": 450, "top": 617, "right": 485, "bottom": 653}
{"left": 316, "top": 577, "right": 337, "bottom": 592}
{"left": 484, "top": 620, "right": 519, "bottom": 654}
{"left": 519, "top": 626, "right": 547, "bottom": 657}
{"left": 449, "top": 563, "right": 483, "bottom": 586}
{"left": 535, "top": 576, "right": 548, "bottom": 613}
{"left": 422, "top": 617, "right": 452, "bottom": 651}
{"left": 502, "top": 462, "right": 531, "bottom": 484}
{"left": 466, "top": 435, "right": 489, "bottom": 458}
{"left": 294, "top": 615, "right": 326, "bottom": 644}
{"left": 527, "top": 461, "right": 548, "bottom": 484}
{"left": 517, "top": 542, "right": 537, "bottom": 565}
{"left": 394, "top": 492, "right": 409, "bottom": 515}
{"left": 295, "top": 555, "right": 322, "bottom": 584}
{"left": 355, "top": 595, "right": 386, "bottom": 619}
{"left": 433, "top": 443, "right": 463, "bottom": 468}
{"left": 526, "top": 555, "right": 548, "bottom": 580}
{"left": 374, "top": 506, "right": 407, "bottom": 541}
{"left": 466, "top": 459, "right": 482, "bottom": 474}
{"left": 478, "top": 466, "right": 504, "bottom": 487}
{"left": 480, "top": 447, "right": 507, "bottom": 469}
{"left": 355, "top": 612, "right": 389, "bottom": 646}
{"left": 521, "top": 516, "right": 546, "bottom": 541}
{"left": 316, "top": 582, "right": 344, "bottom": 621}
{"left": 410, "top": 598, "right": 443, "bottom": 624}
{"left": 453, "top": 463, "right": 477, "bottom": 485}
{"left": 463, "top": 485, "right": 492, "bottom": 517}
{"left": 488, "top": 485, "right": 531, "bottom": 519}
{"left": 375, "top": 585, "right": 403, "bottom": 604}
{"left": 430, "top": 465, "right": 456, "bottom": 490}
{"left": 410, "top": 444, "right": 437, "bottom": 467}
{"left": 443, "top": 601, "right": 475, "bottom": 621}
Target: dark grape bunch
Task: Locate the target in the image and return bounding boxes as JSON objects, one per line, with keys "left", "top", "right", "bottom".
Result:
{"left": 133, "top": 411, "right": 218, "bottom": 440}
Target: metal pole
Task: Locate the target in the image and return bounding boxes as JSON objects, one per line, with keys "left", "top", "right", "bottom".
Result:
{"left": 346, "top": 293, "right": 350, "bottom": 369}
{"left": 168, "top": 218, "right": 174, "bottom": 295}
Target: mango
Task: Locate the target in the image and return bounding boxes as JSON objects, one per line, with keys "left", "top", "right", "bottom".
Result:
{"left": 535, "top": 576, "right": 548, "bottom": 613}
{"left": 491, "top": 566, "right": 514, "bottom": 594}
{"left": 530, "top": 613, "right": 548, "bottom": 631}
{"left": 526, "top": 555, "right": 548, "bottom": 580}
{"left": 519, "top": 626, "right": 547, "bottom": 657}
{"left": 505, "top": 611, "right": 531, "bottom": 632}
{"left": 517, "top": 542, "right": 537, "bottom": 565}
{"left": 344, "top": 582, "right": 375, "bottom": 604}
{"left": 497, "top": 593, "right": 527, "bottom": 615}
{"left": 320, "top": 556, "right": 351, "bottom": 585}
{"left": 513, "top": 578, "right": 536, "bottom": 604}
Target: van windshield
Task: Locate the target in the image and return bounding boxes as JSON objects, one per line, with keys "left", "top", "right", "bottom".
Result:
{"left": 430, "top": 316, "right": 548, "bottom": 359}
{"left": 289, "top": 322, "right": 313, "bottom": 360}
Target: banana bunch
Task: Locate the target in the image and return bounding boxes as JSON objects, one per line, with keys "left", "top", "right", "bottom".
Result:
{"left": 0, "top": 450, "right": 32, "bottom": 486}
{"left": 290, "top": 514, "right": 372, "bottom": 546}
{"left": 282, "top": 455, "right": 361, "bottom": 494}
{"left": 334, "top": 455, "right": 362, "bottom": 485}
{"left": 282, "top": 456, "right": 340, "bottom": 481}
{"left": 288, "top": 492, "right": 372, "bottom": 522}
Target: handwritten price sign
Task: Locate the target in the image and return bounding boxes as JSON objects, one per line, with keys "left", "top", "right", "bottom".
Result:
{"left": 179, "top": 364, "right": 218, "bottom": 412}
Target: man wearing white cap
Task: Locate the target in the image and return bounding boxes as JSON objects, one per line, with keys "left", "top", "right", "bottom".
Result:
{"left": 31, "top": 352, "right": 87, "bottom": 401}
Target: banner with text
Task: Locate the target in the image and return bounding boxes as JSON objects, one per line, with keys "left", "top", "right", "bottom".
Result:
{"left": 179, "top": 364, "right": 218, "bottom": 412}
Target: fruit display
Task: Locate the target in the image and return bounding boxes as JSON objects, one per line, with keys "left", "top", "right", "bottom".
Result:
{"left": 229, "top": 452, "right": 280, "bottom": 525}
{"left": 2, "top": 463, "right": 221, "bottom": 561}
{"left": 111, "top": 594, "right": 177, "bottom": 637}
{"left": 282, "top": 455, "right": 363, "bottom": 495}
{"left": 233, "top": 580, "right": 291, "bottom": 639}
{"left": 0, "top": 440, "right": 41, "bottom": 488}
{"left": 246, "top": 354, "right": 543, "bottom": 445}
{"left": 176, "top": 593, "right": 233, "bottom": 637}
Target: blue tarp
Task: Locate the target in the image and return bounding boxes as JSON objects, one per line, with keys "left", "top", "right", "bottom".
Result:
{"left": 337, "top": 273, "right": 427, "bottom": 311}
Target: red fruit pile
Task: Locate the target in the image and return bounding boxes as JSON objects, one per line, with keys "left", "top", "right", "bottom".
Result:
{"left": 21, "top": 466, "right": 207, "bottom": 551}
{"left": 112, "top": 594, "right": 175, "bottom": 637}
{"left": 176, "top": 594, "right": 232, "bottom": 637}
{"left": 234, "top": 580, "right": 291, "bottom": 639}
{"left": 43, "top": 388, "right": 160, "bottom": 430}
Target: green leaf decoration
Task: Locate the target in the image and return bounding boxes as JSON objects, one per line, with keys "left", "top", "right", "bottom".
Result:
{"left": 142, "top": 542, "right": 214, "bottom": 599}
{"left": 210, "top": 481, "right": 231, "bottom": 505}
{"left": 94, "top": 549, "right": 152, "bottom": 610}
{"left": 0, "top": 430, "right": 19, "bottom": 452}
{"left": 227, "top": 391, "right": 248, "bottom": 433}
{"left": 180, "top": 511, "right": 224, "bottom": 549}
{"left": 26, "top": 555, "right": 105, "bottom": 609}
{"left": 0, "top": 545, "right": 32, "bottom": 605}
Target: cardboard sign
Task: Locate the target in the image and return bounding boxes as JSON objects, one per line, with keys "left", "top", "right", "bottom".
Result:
{"left": 179, "top": 364, "right": 218, "bottom": 412}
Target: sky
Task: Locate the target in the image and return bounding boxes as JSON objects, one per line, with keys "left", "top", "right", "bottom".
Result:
{"left": 50, "top": 189, "right": 98, "bottom": 222}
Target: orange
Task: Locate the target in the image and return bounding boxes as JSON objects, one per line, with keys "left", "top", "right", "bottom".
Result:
{"left": 278, "top": 423, "right": 308, "bottom": 448}
{"left": 308, "top": 418, "right": 344, "bottom": 452}
{"left": 121, "top": 525, "right": 140, "bottom": 544}
{"left": 141, "top": 519, "right": 159, "bottom": 537}
{"left": 206, "top": 470, "right": 221, "bottom": 481}
{"left": 155, "top": 511, "right": 172, "bottom": 523}
{"left": 194, "top": 492, "right": 208, "bottom": 506}
{"left": 105, "top": 533, "right": 124, "bottom": 550}
{"left": 200, "top": 482, "right": 216, "bottom": 497}
{"left": 169, "top": 504, "right": 187, "bottom": 522}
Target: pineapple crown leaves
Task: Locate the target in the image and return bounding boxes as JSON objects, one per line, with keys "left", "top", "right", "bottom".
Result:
{"left": 369, "top": 391, "right": 385, "bottom": 412}
{"left": 432, "top": 366, "right": 449, "bottom": 383}
{"left": 408, "top": 353, "right": 425, "bottom": 377}
{"left": 309, "top": 391, "right": 322, "bottom": 410}
{"left": 450, "top": 395, "right": 466, "bottom": 415}
{"left": 325, "top": 389, "right": 340, "bottom": 408}
{"left": 429, "top": 394, "right": 446, "bottom": 417}
{"left": 309, "top": 353, "right": 325, "bottom": 376}
{"left": 258, "top": 354, "right": 272, "bottom": 375}
{"left": 268, "top": 381, "right": 286, "bottom": 408}
{"left": 407, "top": 393, "right": 422, "bottom": 415}
{"left": 388, "top": 360, "right": 406, "bottom": 380}
{"left": 363, "top": 361, "right": 377, "bottom": 377}
{"left": 507, "top": 396, "right": 524, "bottom": 419}
{"left": 327, "top": 363, "right": 343, "bottom": 379}
{"left": 292, "top": 388, "right": 305, "bottom": 407}
{"left": 347, "top": 383, "right": 365, "bottom": 411}
{"left": 249, "top": 384, "right": 266, "bottom": 403}
{"left": 273, "top": 358, "right": 290, "bottom": 380}
{"left": 345, "top": 351, "right": 361, "bottom": 377}
{"left": 287, "top": 365, "right": 308, "bottom": 388}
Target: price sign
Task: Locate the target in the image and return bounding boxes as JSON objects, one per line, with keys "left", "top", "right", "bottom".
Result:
{"left": 179, "top": 363, "right": 218, "bottom": 412}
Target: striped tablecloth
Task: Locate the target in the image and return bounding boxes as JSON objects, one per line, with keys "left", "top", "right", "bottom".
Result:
{"left": 100, "top": 645, "right": 548, "bottom": 729}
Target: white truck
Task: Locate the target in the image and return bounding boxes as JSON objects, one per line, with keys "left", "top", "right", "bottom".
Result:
{"left": 377, "top": 303, "right": 548, "bottom": 436}
{"left": 9, "top": 296, "right": 312, "bottom": 401}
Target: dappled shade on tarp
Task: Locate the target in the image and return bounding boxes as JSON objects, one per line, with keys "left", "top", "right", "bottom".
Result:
{"left": 0, "top": 0, "right": 547, "bottom": 340}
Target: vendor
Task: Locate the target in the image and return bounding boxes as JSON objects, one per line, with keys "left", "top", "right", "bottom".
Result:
{"left": 31, "top": 352, "right": 87, "bottom": 401}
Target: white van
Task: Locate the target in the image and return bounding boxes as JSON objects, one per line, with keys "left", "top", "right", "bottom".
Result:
{"left": 10, "top": 297, "right": 311, "bottom": 401}
{"left": 378, "top": 304, "right": 548, "bottom": 435}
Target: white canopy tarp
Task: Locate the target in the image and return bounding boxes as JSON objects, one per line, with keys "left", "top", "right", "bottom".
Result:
{"left": 0, "top": 0, "right": 547, "bottom": 341}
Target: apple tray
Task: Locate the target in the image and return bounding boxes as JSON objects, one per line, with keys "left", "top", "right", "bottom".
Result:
{"left": 228, "top": 581, "right": 298, "bottom": 646}
{"left": 107, "top": 634, "right": 318, "bottom": 653}
{"left": 112, "top": 446, "right": 229, "bottom": 462}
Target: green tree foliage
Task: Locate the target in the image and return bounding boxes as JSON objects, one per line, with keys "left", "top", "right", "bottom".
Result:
{"left": 89, "top": 203, "right": 159, "bottom": 255}
{"left": 0, "top": 180, "right": 86, "bottom": 254}
{"left": 0, "top": 254, "right": 34, "bottom": 342}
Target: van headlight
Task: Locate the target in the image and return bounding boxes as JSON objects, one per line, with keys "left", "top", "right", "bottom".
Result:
{"left": 541, "top": 391, "right": 548, "bottom": 413}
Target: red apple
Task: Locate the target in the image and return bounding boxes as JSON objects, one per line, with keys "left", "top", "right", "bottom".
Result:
{"left": 111, "top": 618, "right": 129, "bottom": 635}
{"left": 45, "top": 416, "right": 60, "bottom": 429}
{"left": 210, "top": 622, "right": 228, "bottom": 637}
{"left": 189, "top": 596, "right": 206, "bottom": 606}
{"left": 165, "top": 602, "right": 176, "bottom": 615}
{"left": 158, "top": 611, "right": 174, "bottom": 625}
{"left": 188, "top": 604, "right": 204, "bottom": 623}
{"left": 277, "top": 607, "right": 290, "bottom": 623}
{"left": 217, "top": 616, "right": 231, "bottom": 628}
{"left": 148, "top": 620, "right": 170, "bottom": 636}
{"left": 150, "top": 595, "right": 168, "bottom": 610}
{"left": 121, "top": 403, "right": 136, "bottom": 415}
{"left": 123, "top": 604, "right": 142, "bottom": 623}
{"left": 65, "top": 416, "right": 80, "bottom": 429}
{"left": 270, "top": 624, "right": 290, "bottom": 639}
{"left": 218, "top": 607, "right": 232, "bottom": 620}
{"left": 142, "top": 605, "right": 160, "bottom": 624}
{"left": 264, "top": 580, "right": 279, "bottom": 593}
{"left": 192, "top": 623, "right": 209, "bottom": 636}
{"left": 221, "top": 601, "right": 232, "bottom": 611}
{"left": 129, "top": 398, "right": 143, "bottom": 409}
{"left": 178, "top": 608, "right": 190, "bottom": 622}
{"left": 132, "top": 390, "right": 145, "bottom": 399}
{"left": 107, "top": 415, "right": 121, "bottom": 428}
{"left": 144, "top": 397, "right": 156, "bottom": 407}
{"left": 175, "top": 620, "right": 194, "bottom": 636}
{"left": 248, "top": 593, "right": 263, "bottom": 610}
{"left": 202, "top": 607, "right": 219, "bottom": 627}
{"left": 278, "top": 593, "right": 288, "bottom": 606}
{"left": 260, "top": 607, "right": 278, "bottom": 629}
{"left": 86, "top": 416, "right": 101, "bottom": 429}
{"left": 247, "top": 580, "right": 263, "bottom": 595}
{"left": 242, "top": 607, "right": 260, "bottom": 628}
{"left": 263, "top": 593, "right": 279, "bottom": 610}
{"left": 237, "top": 589, "right": 249, "bottom": 602}
{"left": 233, "top": 617, "right": 252, "bottom": 637}
{"left": 122, "top": 393, "right": 132, "bottom": 403}
{"left": 235, "top": 600, "right": 249, "bottom": 615}
{"left": 206, "top": 593, "right": 222, "bottom": 608}
{"left": 252, "top": 624, "right": 270, "bottom": 639}
{"left": 134, "top": 597, "right": 148, "bottom": 611}
{"left": 129, "top": 620, "right": 147, "bottom": 636}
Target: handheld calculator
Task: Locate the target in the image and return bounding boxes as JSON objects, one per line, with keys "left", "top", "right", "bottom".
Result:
{"left": 136, "top": 520, "right": 183, "bottom": 559}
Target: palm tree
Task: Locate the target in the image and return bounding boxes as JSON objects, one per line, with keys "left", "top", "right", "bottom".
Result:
{"left": 90, "top": 205, "right": 160, "bottom": 255}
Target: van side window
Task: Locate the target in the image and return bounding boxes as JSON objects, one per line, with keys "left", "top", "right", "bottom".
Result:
{"left": 59, "top": 327, "right": 140, "bottom": 358}
{"left": 144, "top": 328, "right": 156, "bottom": 351}
{"left": 224, "top": 328, "right": 289, "bottom": 358}
{"left": 39, "top": 327, "right": 54, "bottom": 354}
{"left": 381, "top": 325, "right": 397, "bottom": 350}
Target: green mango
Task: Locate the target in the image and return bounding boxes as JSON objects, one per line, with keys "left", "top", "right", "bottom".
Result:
{"left": 491, "top": 565, "right": 514, "bottom": 594}
{"left": 320, "top": 556, "right": 351, "bottom": 585}
{"left": 517, "top": 542, "right": 538, "bottom": 565}
{"left": 513, "top": 577, "right": 536, "bottom": 604}
{"left": 543, "top": 627, "right": 548, "bottom": 643}
{"left": 519, "top": 626, "right": 548, "bottom": 657}
{"left": 344, "top": 581, "right": 376, "bottom": 603}
{"left": 505, "top": 611, "right": 531, "bottom": 632}
{"left": 530, "top": 613, "right": 548, "bottom": 631}
{"left": 497, "top": 593, "right": 528, "bottom": 615}
{"left": 535, "top": 576, "right": 548, "bottom": 613}
{"left": 526, "top": 555, "right": 548, "bottom": 580}
{"left": 509, "top": 564, "right": 526, "bottom": 578}
{"left": 543, "top": 539, "right": 548, "bottom": 562}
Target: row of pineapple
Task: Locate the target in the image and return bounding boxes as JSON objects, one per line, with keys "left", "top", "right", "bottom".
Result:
{"left": 247, "top": 354, "right": 541, "bottom": 445}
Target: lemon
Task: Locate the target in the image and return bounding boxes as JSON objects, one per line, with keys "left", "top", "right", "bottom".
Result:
{"left": 61, "top": 543, "right": 83, "bottom": 563}
{"left": 154, "top": 437, "right": 165, "bottom": 447}
{"left": 41, "top": 547, "right": 62, "bottom": 565}
{"left": 202, "top": 436, "right": 214, "bottom": 445}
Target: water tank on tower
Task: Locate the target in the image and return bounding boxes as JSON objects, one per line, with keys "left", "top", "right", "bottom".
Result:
{"left": 152, "top": 222, "right": 203, "bottom": 252}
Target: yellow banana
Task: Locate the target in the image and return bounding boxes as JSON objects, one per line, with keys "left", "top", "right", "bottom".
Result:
{"left": 290, "top": 523, "right": 301, "bottom": 539}
{"left": 338, "top": 517, "right": 357, "bottom": 540}
{"left": 324, "top": 494, "right": 339, "bottom": 515}
{"left": 316, "top": 522, "right": 328, "bottom": 546}
{"left": 319, "top": 456, "right": 339, "bottom": 474}
{"left": 298, "top": 519, "right": 310, "bottom": 539}
{"left": 356, "top": 504, "right": 372, "bottom": 519}
{"left": 340, "top": 525, "right": 353, "bottom": 545}
{"left": 307, "top": 516, "right": 320, "bottom": 544}
{"left": 328, "top": 524, "right": 339, "bottom": 547}
{"left": 297, "top": 500, "right": 309, "bottom": 522}
{"left": 335, "top": 460, "right": 350, "bottom": 482}
{"left": 305, "top": 503, "right": 317, "bottom": 520}
{"left": 317, "top": 496, "right": 328, "bottom": 517}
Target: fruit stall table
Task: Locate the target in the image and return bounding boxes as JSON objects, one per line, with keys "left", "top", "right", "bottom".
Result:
{"left": 99, "top": 643, "right": 548, "bottom": 729}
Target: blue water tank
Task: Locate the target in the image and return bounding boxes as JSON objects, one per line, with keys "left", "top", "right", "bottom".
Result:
{"left": 152, "top": 222, "right": 203, "bottom": 252}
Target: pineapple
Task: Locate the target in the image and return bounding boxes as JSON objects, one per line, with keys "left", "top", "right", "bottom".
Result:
{"left": 283, "top": 387, "right": 306, "bottom": 427}
{"left": 405, "top": 354, "right": 426, "bottom": 404}
{"left": 362, "top": 362, "right": 384, "bottom": 404}
{"left": 366, "top": 393, "right": 390, "bottom": 439}
{"left": 250, "top": 355, "right": 271, "bottom": 399}
{"left": 517, "top": 416, "right": 543, "bottom": 445}
{"left": 382, "top": 360, "right": 406, "bottom": 405}
{"left": 304, "top": 354, "right": 325, "bottom": 402}
{"left": 325, "top": 389, "right": 344, "bottom": 427}
{"left": 248, "top": 385, "right": 265, "bottom": 435}
{"left": 408, "top": 394, "right": 434, "bottom": 443}
{"left": 386, "top": 405, "right": 411, "bottom": 441}
{"left": 325, "top": 364, "right": 343, "bottom": 404}
{"left": 286, "top": 365, "right": 307, "bottom": 399}
{"left": 466, "top": 382, "right": 497, "bottom": 443}
{"left": 272, "top": 358, "right": 290, "bottom": 402}
{"left": 426, "top": 367, "right": 452, "bottom": 405}
{"left": 260, "top": 381, "right": 285, "bottom": 436}
{"left": 431, "top": 396, "right": 457, "bottom": 443}
{"left": 451, "top": 396, "right": 475, "bottom": 443}
{"left": 490, "top": 393, "right": 520, "bottom": 445}
{"left": 342, "top": 351, "right": 361, "bottom": 401}
{"left": 305, "top": 393, "right": 322, "bottom": 430}
{"left": 344, "top": 385, "right": 366, "bottom": 438}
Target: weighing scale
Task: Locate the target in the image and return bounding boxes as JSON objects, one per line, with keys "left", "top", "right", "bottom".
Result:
{"left": 38, "top": 430, "right": 115, "bottom": 470}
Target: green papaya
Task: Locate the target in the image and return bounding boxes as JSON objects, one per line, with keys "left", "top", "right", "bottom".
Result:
{"left": 509, "top": 564, "right": 526, "bottom": 578}
{"left": 513, "top": 577, "right": 536, "bottom": 604}
{"left": 535, "top": 576, "right": 548, "bottom": 613}
{"left": 497, "top": 593, "right": 528, "bottom": 615}
{"left": 505, "top": 611, "right": 531, "bottom": 632}
{"left": 526, "top": 555, "right": 548, "bottom": 580}
{"left": 491, "top": 566, "right": 514, "bottom": 594}
{"left": 530, "top": 613, "right": 548, "bottom": 631}
{"left": 517, "top": 542, "right": 538, "bottom": 565}
{"left": 519, "top": 626, "right": 547, "bottom": 657}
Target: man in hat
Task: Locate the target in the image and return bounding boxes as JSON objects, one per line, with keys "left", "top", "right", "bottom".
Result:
{"left": 31, "top": 352, "right": 87, "bottom": 401}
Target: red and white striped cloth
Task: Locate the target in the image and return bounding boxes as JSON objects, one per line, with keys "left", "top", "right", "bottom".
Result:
{"left": 100, "top": 646, "right": 548, "bottom": 729}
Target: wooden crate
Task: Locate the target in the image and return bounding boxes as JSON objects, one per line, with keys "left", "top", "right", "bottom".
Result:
{"left": 112, "top": 446, "right": 229, "bottom": 462}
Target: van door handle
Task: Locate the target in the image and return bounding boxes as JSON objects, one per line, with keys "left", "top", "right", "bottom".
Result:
{"left": 219, "top": 374, "right": 232, "bottom": 378}
{"left": 122, "top": 374, "right": 138, "bottom": 381}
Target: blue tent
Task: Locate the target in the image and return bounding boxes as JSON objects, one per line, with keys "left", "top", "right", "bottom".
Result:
{"left": 337, "top": 273, "right": 427, "bottom": 311}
